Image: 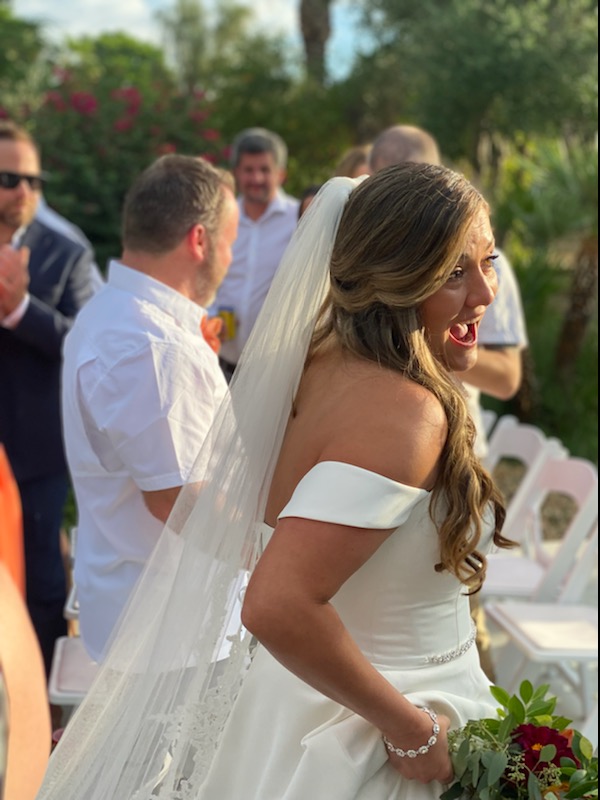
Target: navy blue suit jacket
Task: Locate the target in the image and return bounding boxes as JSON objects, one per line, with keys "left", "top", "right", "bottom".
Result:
{"left": 0, "top": 220, "right": 95, "bottom": 482}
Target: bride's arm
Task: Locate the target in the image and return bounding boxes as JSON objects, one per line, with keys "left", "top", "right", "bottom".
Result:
{"left": 242, "top": 515, "right": 453, "bottom": 785}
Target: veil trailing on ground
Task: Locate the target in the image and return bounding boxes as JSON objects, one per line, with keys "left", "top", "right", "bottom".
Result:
{"left": 37, "top": 176, "right": 361, "bottom": 800}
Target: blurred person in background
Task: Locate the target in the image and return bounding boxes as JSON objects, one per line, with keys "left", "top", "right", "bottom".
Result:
{"left": 210, "top": 127, "right": 299, "bottom": 381}
{"left": 0, "top": 120, "right": 96, "bottom": 680}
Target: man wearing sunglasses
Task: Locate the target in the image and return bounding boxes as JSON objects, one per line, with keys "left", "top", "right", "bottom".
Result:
{"left": 0, "top": 121, "right": 96, "bottom": 685}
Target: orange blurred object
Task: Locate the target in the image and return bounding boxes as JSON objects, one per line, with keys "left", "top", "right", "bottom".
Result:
{"left": 0, "top": 443, "right": 25, "bottom": 595}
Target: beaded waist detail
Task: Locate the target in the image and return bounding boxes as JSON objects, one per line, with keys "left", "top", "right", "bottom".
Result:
{"left": 425, "top": 622, "right": 477, "bottom": 665}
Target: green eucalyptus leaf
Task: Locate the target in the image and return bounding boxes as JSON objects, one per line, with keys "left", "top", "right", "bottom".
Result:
{"left": 565, "top": 778, "right": 600, "bottom": 798}
{"left": 439, "top": 782, "right": 465, "bottom": 800}
{"left": 539, "top": 744, "right": 557, "bottom": 762}
{"left": 467, "top": 752, "right": 480, "bottom": 786}
{"left": 487, "top": 751, "right": 508, "bottom": 784}
{"left": 575, "top": 735, "right": 594, "bottom": 761}
{"left": 454, "top": 737, "right": 471, "bottom": 777}
{"left": 527, "top": 769, "right": 543, "bottom": 799}
{"left": 568, "top": 768, "right": 588, "bottom": 784}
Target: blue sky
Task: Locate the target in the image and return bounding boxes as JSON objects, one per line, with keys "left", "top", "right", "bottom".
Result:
{"left": 12, "top": 0, "right": 371, "bottom": 80}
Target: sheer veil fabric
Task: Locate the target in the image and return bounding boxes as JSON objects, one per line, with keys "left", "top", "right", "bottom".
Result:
{"left": 37, "top": 176, "right": 361, "bottom": 800}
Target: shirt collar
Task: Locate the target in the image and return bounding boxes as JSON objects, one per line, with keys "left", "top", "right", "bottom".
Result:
{"left": 238, "top": 189, "right": 289, "bottom": 222}
{"left": 11, "top": 225, "right": 27, "bottom": 248}
{"left": 107, "top": 260, "right": 206, "bottom": 334}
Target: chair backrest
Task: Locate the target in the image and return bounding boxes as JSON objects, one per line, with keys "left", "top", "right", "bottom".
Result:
{"left": 481, "top": 409, "right": 498, "bottom": 437}
{"left": 579, "top": 699, "right": 598, "bottom": 752}
{"left": 484, "top": 416, "right": 568, "bottom": 550}
{"left": 517, "top": 457, "right": 599, "bottom": 603}
{"left": 557, "top": 525, "right": 598, "bottom": 604}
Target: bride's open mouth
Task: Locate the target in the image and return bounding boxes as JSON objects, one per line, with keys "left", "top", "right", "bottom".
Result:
{"left": 448, "top": 321, "right": 477, "bottom": 347}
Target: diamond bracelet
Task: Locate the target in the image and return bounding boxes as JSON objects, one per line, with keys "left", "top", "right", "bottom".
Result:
{"left": 382, "top": 707, "right": 440, "bottom": 758}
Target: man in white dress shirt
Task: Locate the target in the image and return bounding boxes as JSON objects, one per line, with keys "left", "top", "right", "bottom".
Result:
{"left": 210, "top": 128, "right": 299, "bottom": 380}
{"left": 61, "top": 155, "right": 239, "bottom": 661}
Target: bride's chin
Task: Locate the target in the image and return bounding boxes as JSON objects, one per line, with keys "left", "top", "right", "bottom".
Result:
{"left": 439, "top": 342, "right": 478, "bottom": 373}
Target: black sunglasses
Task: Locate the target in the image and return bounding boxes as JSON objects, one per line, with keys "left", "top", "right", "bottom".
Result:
{"left": 0, "top": 171, "right": 46, "bottom": 191}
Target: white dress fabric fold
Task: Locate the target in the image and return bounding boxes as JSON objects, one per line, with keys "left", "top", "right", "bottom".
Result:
{"left": 198, "top": 461, "right": 496, "bottom": 799}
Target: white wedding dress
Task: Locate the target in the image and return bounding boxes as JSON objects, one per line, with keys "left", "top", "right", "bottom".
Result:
{"left": 197, "top": 461, "right": 497, "bottom": 800}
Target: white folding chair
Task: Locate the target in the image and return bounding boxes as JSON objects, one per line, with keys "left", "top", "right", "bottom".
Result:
{"left": 486, "top": 600, "right": 598, "bottom": 718}
{"left": 483, "top": 416, "right": 568, "bottom": 551}
{"left": 579, "top": 700, "right": 598, "bottom": 751}
{"left": 486, "top": 507, "right": 598, "bottom": 719}
{"left": 48, "top": 635, "right": 99, "bottom": 712}
{"left": 481, "top": 408, "right": 498, "bottom": 438}
{"left": 64, "top": 582, "right": 79, "bottom": 621}
{"left": 482, "top": 458, "right": 598, "bottom": 603}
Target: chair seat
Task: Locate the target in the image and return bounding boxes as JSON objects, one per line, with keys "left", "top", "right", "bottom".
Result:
{"left": 482, "top": 555, "right": 546, "bottom": 599}
{"left": 486, "top": 601, "right": 598, "bottom": 662}
{"left": 48, "top": 635, "right": 99, "bottom": 706}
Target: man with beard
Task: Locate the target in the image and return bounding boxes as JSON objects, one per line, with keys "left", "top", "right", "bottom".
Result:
{"left": 210, "top": 128, "right": 299, "bottom": 381}
{"left": 0, "top": 121, "right": 95, "bottom": 680}
{"left": 61, "top": 155, "right": 239, "bottom": 662}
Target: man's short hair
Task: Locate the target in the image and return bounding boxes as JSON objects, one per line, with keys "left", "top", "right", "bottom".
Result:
{"left": 0, "top": 120, "right": 39, "bottom": 155}
{"left": 230, "top": 128, "right": 288, "bottom": 169}
{"left": 122, "top": 155, "right": 232, "bottom": 254}
{"left": 368, "top": 125, "right": 441, "bottom": 172}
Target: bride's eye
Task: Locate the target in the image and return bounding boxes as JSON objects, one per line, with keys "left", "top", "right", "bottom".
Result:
{"left": 482, "top": 253, "right": 499, "bottom": 271}
{"left": 448, "top": 267, "right": 465, "bottom": 281}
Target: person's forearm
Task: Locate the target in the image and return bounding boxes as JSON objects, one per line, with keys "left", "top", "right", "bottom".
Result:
{"left": 243, "top": 595, "right": 429, "bottom": 747}
{"left": 458, "top": 347, "right": 521, "bottom": 400}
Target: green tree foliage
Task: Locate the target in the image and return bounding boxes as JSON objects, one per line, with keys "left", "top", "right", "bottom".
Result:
{"left": 156, "top": 0, "right": 255, "bottom": 94}
{"left": 154, "top": 0, "right": 349, "bottom": 190}
{"left": 12, "top": 33, "right": 227, "bottom": 270}
{"left": 0, "top": 5, "right": 45, "bottom": 116}
{"left": 492, "top": 139, "right": 598, "bottom": 461}
{"left": 351, "top": 0, "right": 598, "bottom": 169}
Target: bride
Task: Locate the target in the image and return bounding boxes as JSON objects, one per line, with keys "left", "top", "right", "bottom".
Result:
{"left": 37, "top": 162, "right": 513, "bottom": 799}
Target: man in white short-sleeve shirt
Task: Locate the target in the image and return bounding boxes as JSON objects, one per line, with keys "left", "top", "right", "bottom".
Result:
{"left": 210, "top": 128, "right": 299, "bottom": 378}
{"left": 461, "top": 250, "right": 528, "bottom": 457}
{"left": 61, "top": 155, "right": 239, "bottom": 661}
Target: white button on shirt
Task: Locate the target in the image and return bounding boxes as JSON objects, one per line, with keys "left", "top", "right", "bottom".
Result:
{"left": 62, "top": 261, "right": 228, "bottom": 661}
{"left": 211, "top": 190, "right": 299, "bottom": 365}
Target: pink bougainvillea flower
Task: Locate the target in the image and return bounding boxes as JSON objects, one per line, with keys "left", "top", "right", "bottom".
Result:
{"left": 70, "top": 92, "right": 98, "bottom": 116}
{"left": 113, "top": 117, "right": 134, "bottom": 133}
{"left": 44, "top": 91, "right": 68, "bottom": 112}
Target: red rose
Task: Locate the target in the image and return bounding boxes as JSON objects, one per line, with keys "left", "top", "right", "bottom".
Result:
{"left": 512, "top": 723, "right": 579, "bottom": 773}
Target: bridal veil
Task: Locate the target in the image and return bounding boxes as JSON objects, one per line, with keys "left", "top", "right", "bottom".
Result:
{"left": 37, "top": 176, "right": 360, "bottom": 799}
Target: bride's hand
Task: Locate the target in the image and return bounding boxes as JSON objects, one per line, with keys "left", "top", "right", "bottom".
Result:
{"left": 384, "top": 713, "right": 454, "bottom": 785}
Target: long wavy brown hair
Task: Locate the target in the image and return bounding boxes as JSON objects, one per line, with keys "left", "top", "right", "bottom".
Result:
{"left": 308, "top": 163, "right": 513, "bottom": 590}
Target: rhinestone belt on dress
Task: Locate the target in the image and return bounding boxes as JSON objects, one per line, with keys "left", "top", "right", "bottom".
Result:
{"left": 425, "top": 622, "right": 477, "bottom": 664}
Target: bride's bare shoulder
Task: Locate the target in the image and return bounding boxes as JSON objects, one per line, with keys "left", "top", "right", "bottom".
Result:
{"left": 298, "top": 352, "right": 447, "bottom": 490}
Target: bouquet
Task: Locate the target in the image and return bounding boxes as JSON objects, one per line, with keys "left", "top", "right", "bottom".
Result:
{"left": 441, "top": 681, "right": 597, "bottom": 799}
